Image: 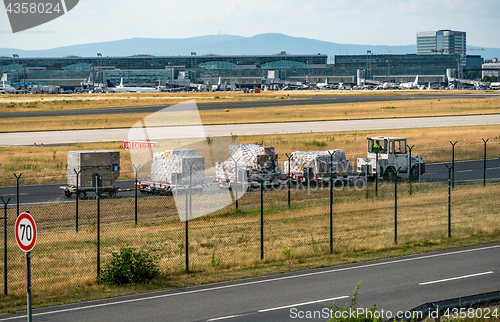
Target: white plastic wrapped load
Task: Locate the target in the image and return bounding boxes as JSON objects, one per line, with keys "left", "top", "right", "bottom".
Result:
{"left": 151, "top": 149, "right": 205, "bottom": 184}
{"left": 215, "top": 161, "right": 253, "bottom": 182}
{"left": 228, "top": 144, "right": 281, "bottom": 173}
{"left": 67, "top": 150, "right": 120, "bottom": 188}
{"left": 215, "top": 144, "right": 282, "bottom": 183}
{"left": 284, "top": 149, "right": 352, "bottom": 177}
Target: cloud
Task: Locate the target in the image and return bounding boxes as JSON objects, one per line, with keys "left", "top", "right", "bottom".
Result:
{"left": 1, "top": 0, "right": 499, "bottom": 50}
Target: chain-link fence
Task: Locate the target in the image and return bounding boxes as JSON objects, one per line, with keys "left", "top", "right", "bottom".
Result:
{"left": 1, "top": 142, "right": 499, "bottom": 303}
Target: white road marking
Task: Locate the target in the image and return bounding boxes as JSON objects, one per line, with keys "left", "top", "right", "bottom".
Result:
{"left": 457, "top": 178, "right": 500, "bottom": 183}
{"left": 419, "top": 271, "right": 494, "bottom": 286}
{"left": 207, "top": 314, "right": 247, "bottom": 321}
{"left": 257, "top": 296, "right": 349, "bottom": 312}
{"left": 0, "top": 244, "right": 499, "bottom": 321}
{"left": 431, "top": 158, "right": 499, "bottom": 165}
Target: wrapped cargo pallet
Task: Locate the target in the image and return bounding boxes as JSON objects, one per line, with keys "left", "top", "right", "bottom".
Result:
{"left": 284, "top": 150, "right": 352, "bottom": 177}
{"left": 215, "top": 144, "right": 282, "bottom": 184}
{"left": 151, "top": 149, "right": 205, "bottom": 184}
{"left": 215, "top": 161, "right": 253, "bottom": 183}
{"left": 227, "top": 144, "right": 281, "bottom": 173}
{"left": 67, "top": 150, "right": 120, "bottom": 188}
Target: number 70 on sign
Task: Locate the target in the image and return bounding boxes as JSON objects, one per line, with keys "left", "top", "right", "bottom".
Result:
{"left": 15, "top": 212, "right": 37, "bottom": 252}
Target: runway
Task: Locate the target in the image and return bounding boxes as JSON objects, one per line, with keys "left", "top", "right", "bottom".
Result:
{"left": 1, "top": 114, "right": 500, "bottom": 146}
{"left": 0, "top": 93, "right": 498, "bottom": 119}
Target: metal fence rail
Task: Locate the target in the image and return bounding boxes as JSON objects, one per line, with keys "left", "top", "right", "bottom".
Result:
{"left": 0, "top": 144, "right": 499, "bottom": 302}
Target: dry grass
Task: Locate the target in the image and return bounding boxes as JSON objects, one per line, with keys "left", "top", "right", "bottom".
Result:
{"left": 0, "top": 97, "right": 499, "bottom": 133}
{"left": 0, "top": 90, "right": 487, "bottom": 113}
{"left": 199, "top": 97, "right": 500, "bottom": 126}
{"left": 0, "top": 92, "right": 276, "bottom": 113}
{"left": 1, "top": 125, "right": 499, "bottom": 186}
{"left": 0, "top": 181, "right": 499, "bottom": 310}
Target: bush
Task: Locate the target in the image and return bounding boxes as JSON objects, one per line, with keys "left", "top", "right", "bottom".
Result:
{"left": 327, "top": 282, "right": 380, "bottom": 322}
{"left": 99, "top": 248, "right": 160, "bottom": 285}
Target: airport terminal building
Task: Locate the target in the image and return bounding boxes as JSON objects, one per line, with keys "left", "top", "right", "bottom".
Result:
{"left": 0, "top": 51, "right": 476, "bottom": 89}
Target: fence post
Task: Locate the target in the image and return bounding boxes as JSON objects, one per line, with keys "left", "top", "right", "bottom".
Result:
{"left": 407, "top": 145, "right": 414, "bottom": 195}
{"left": 482, "top": 139, "right": 489, "bottom": 187}
{"left": 375, "top": 151, "right": 379, "bottom": 198}
{"left": 286, "top": 154, "right": 292, "bottom": 209}
{"left": 259, "top": 178, "right": 264, "bottom": 260}
{"left": 450, "top": 141, "right": 457, "bottom": 189}
{"left": 184, "top": 181, "right": 189, "bottom": 272}
{"left": 1, "top": 197, "right": 10, "bottom": 295}
{"left": 133, "top": 164, "right": 140, "bottom": 225}
{"left": 445, "top": 164, "right": 453, "bottom": 238}
{"left": 13, "top": 173, "right": 22, "bottom": 217}
{"left": 94, "top": 177, "right": 103, "bottom": 279}
{"left": 74, "top": 169, "right": 81, "bottom": 232}
{"left": 230, "top": 157, "right": 240, "bottom": 211}
{"left": 329, "top": 172, "right": 335, "bottom": 254}
{"left": 185, "top": 161, "right": 194, "bottom": 272}
{"left": 391, "top": 167, "right": 401, "bottom": 244}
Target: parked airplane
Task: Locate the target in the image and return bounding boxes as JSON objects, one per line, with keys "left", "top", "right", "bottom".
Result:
{"left": 375, "top": 81, "right": 399, "bottom": 90}
{"left": 29, "top": 84, "right": 61, "bottom": 94}
{"left": 316, "top": 77, "right": 330, "bottom": 89}
{"left": 211, "top": 77, "right": 236, "bottom": 91}
{"left": 106, "top": 79, "right": 160, "bottom": 93}
{"left": 159, "top": 72, "right": 208, "bottom": 91}
{"left": 1, "top": 73, "right": 16, "bottom": 94}
{"left": 400, "top": 75, "right": 420, "bottom": 89}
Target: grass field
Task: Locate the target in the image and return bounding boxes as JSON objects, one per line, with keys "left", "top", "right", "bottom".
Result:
{"left": 0, "top": 90, "right": 490, "bottom": 113}
{"left": 0, "top": 96, "right": 499, "bottom": 133}
{"left": 0, "top": 124, "right": 499, "bottom": 186}
{"left": 0, "top": 180, "right": 499, "bottom": 311}
{"left": 0, "top": 91, "right": 499, "bottom": 312}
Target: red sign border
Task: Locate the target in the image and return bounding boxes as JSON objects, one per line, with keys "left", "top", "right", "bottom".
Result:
{"left": 15, "top": 212, "right": 37, "bottom": 252}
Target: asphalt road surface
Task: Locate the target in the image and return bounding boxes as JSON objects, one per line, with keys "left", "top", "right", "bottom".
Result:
{"left": 1, "top": 159, "right": 499, "bottom": 206}
{"left": 0, "top": 93, "right": 498, "bottom": 119}
{"left": 2, "top": 114, "right": 500, "bottom": 146}
{"left": 0, "top": 243, "right": 498, "bottom": 322}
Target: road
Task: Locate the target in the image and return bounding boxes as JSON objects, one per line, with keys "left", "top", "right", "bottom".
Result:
{"left": 1, "top": 159, "right": 499, "bottom": 206}
{"left": 0, "top": 243, "right": 498, "bottom": 321}
{"left": 2, "top": 114, "right": 500, "bottom": 146}
{"left": 0, "top": 93, "right": 498, "bottom": 119}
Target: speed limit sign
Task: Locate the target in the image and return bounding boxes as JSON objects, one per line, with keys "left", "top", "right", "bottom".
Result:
{"left": 15, "top": 212, "right": 37, "bottom": 252}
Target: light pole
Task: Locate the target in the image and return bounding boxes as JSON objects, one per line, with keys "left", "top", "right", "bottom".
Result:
{"left": 97, "top": 53, "right": 102, "bottom": 85}
{"left": 12, "top": 54, "right": 19, "bottom": 83}
{"left": 91, "top": 63, "right": 95, "bottom": 90}
{"left": 237, "top": 61, "right": 242, "bottom": 89}
{"left": 307, "top": 61, "right": 312, "bottom": 83}
{"left": 386, "top": 60, "right": 391, "bottom": 83}
{"left": 22, "top": 64, "right": 26, "bottom": 91}
{"left": 168, "top": 62, "right": 173, "bottom": 89}
{"left": 191, "top": 52, "right": 196, "bottom": 84}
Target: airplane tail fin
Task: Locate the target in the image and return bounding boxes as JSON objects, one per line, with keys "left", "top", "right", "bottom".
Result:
{"left": 326, "top": 77, "right": 329, "bottom": 84}
{"left": 1, "top": 73, "right": 7, "bottom": 82}
{"left": 106, "top": 79, "right": 115, "bottom": 88}
{"left": 119, "top": 78, "right": 124, "bottom": 87}
{"left": 218, "top": 77, "right": 221, "bottom": 85}
{"left": 414, "top": 75, "right": 419, "bottom": 85}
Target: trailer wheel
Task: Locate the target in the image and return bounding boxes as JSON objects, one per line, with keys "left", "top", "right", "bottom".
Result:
{"left": 383, "top": 167, "right": 396, "bottom": 181}
{"left": 77, "top": 191, "right": 86, "bottom": 199}
{"left": 410, "top": 166, "right": 420, "bottom": 181}
{"left": 64, "top": 190, "right": 72, "bottom": 197}
{"left": 108, "top": 191, "right": 117, "bottom": 198}
{"left": 307, "top": 180, "right": 318, "bottom": 188}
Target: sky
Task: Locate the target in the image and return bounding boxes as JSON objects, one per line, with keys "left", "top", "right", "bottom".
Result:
{"left": 1, "top": 0, "right": 499, "bottom": 50}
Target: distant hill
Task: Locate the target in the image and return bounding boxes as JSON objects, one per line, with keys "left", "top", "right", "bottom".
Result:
{"left": 1, "top": 33, "right": 499, "bottom": 60}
